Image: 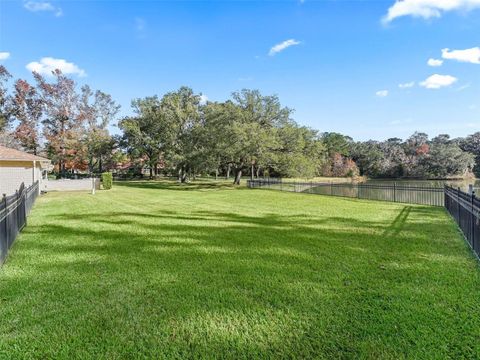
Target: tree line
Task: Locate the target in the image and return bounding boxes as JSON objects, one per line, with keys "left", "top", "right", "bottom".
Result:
{"left": 0, "top": 65, "right": 479, "bottom": 183}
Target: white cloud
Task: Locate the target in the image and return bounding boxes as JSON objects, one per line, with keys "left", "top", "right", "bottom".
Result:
{"left": 390, "top": 118, "right": 413, "bottom": 125}
{"left": 199, "top": 94, "right": 208, "bottom": 105}
{"left": 0, "top": 52, "right": 10, "bottom": 61}
{"left": 427, "top": 58, "right": 443, "bottom": 67}
{"left": 420, "top": 74, "right": 457, "bottom": 89}
{"left": 376, "top": 90, "right": 389, "bottom": 97}
{"left": 24, "top": 1, "right": 63, "bottom": 17}
{"left": 382, "top": 0, "right": 480, "bottom": 23}
{"left": 269, "top": 39, "right": 301, "bottom": 56}
{"left": 399, "top": 81, "right": 415, "bottom": 89}
{"left": 26, "top": 57, "right": 86, "bottom": 77}
{"left": 442, "top": 47, "right": 480, "bottom": 64}
{"left": 134, "top": 17, "right": 147, "bottom": 38}
{"left": 135, "top": 17, "right": 146, "bottom": 31}
{"left": 455, "top": 83, "right": 471, "bottom": 91}
{"left": 238, "top": 76, "right": 254, "bottom": 82}
{"left": 466, "top": 122, "right": 480, "bottom": 128}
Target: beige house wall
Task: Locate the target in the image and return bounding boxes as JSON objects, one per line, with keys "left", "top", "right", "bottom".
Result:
{"left": 0, "top": 161, "right": 44, "bottom": 196}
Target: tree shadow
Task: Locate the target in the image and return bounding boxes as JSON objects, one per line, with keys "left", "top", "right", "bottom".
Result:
{"left": 382, "top": 206, "right": 412, "bottom": 237}
{"left": 114, "top": 180, "right": 247, "bottom": 191}
{"left": 1, "top": 191, "right": 479, "bottom": 358}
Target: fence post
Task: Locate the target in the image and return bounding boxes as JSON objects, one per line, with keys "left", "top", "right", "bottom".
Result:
{"left": 472, "top": 191, "right": 475, "bottom": 251}
{"left": 3, "top": 194, "right": 8, "bottom": 249}
{"left": 15, "top": 190, "right": 19, "bottom": 229}
{"left": 22, "top": 185, "right": 26, "bottom": 226}
{"left": 444, "top": 185, "right": 447, "bottom": 208}
{"left": 457, "top": 187, "right": 460, "bottom": 221}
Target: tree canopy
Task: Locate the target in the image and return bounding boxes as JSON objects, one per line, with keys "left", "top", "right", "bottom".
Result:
{"left": 0, "top": 65, "right": 478, "bottom": 182}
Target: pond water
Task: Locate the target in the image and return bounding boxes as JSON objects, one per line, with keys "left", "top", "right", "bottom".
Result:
{"left": 364, "top": 179, "right": 480, "bottom": 192}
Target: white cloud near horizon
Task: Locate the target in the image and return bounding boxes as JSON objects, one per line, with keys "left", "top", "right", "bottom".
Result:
{"left": 399, "top": 81, "right": 415, "bottom": 89}
{"left": 382, "top": 0, "right": 480, "bottom": 23}
{"left": 427, "top": 58, "right": 443, "bottom": 66}
{"left": 24, "top": 1, "right": 63, "bottom": 17}
{"left": 376, "top": 90, "right": 389, "bottom": 97}
{"left": 390, "top": 118, "right": 413, "bottom": 125}
{"left": 0, "top": 52, "right": 10, "bottom": 61}
{"left": 442, "top": 47, "right": 480, "bottom": 64}
{"left": 199, "top": 94, "right": 208, "bottom": 105}
{"left": 269, "top": 39, "right": 301, "bottom": 56}
{"left": 420, "top": 74, "right": 457, "bottom": 89}
{"left": 26, "top": 57, "right": 86, "bottom": 77}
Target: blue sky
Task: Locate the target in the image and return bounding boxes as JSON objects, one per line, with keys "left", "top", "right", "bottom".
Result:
{"left": 1, "top": 0, "right": 479, "bottom": 140}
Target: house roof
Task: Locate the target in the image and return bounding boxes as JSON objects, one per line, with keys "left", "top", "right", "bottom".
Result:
{"left": 0, "top": 145, "right": 50, "bottom": 162}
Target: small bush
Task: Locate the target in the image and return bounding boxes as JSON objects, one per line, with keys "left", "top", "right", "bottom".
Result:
{"left": 102, "top": 172, "right": 113, "bottom": 190}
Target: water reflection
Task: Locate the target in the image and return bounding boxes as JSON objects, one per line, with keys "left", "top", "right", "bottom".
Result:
{"left": 364, "top": 179, "right": 480, "bottom": 192}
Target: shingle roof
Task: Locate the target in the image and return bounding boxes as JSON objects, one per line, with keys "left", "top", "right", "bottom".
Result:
{"left": 0, "top": 145, "right": 50, "bottom": 162}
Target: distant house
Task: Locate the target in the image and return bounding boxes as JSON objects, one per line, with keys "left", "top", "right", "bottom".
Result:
{"left": 0, "top": 145, "right": 50, "bottom": 196}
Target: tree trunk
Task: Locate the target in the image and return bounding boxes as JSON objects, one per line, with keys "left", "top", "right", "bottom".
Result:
{"left": 89, "top": 156, "right": 94, "bottom": 175}
{"left": 215, "top": 168, "right": 218, "bottom": 181}
{"left": 250, "top": 164, "right": 254, "bottom": 181}
{"left": 256, "top": 167, "right": 260, "bottom": 178}
{"left": 234, "top": 169, "right": 242, "bottom": 185}
{"left": 59, "top": 160, "right": 65, "bottom": 179}
{"left": 178, "top": 167, "right": 182, "bottom": 182}
{"left": 149, "top": 166, "right": 153, "bottom": 179}
{"left": 181, "top": 165, "right": 187, "bottom": 183}
{"left": 226, "top": 164, "right": 231, "bottom": 179}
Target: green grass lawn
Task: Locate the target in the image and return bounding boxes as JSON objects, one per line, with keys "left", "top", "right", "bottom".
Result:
{"left": 1, "top": 181, "right": 480, "bottom": 359}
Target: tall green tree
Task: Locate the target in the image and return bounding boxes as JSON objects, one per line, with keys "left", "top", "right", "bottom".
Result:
{"left": 12, "top": 79, "right": 43, "bottom": 154}
{"left": 119, "top": 96, "right": 166, "bottom": 178}
{"left": 460, "top": 132, "right": 480, "bottom": 177}
{"left": 35, "top": 70, "right": 85, "bottom": 177}
{"left": 228, "top": 89, "right": 291, "bottom": 184}
{"left": 159, "top": 87, "right": 202, "bottom": 182}
{"left": 0, "top": 65, "right": 12, "bottom": 133}
{"left": 79, "top": 85, "right": 120, "bottom": 173}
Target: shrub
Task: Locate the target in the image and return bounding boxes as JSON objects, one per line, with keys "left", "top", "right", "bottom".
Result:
{"left": 102, "top": 172, "right": 113, "bottom": 190}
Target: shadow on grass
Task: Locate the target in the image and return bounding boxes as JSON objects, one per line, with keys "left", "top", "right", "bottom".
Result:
{"left": 382, "top": 206, "right": 412, "bottom": 237}
{"left": 114, "top": 179, "right": 247, "bottom": 191}
{"left": 1, "top": 198, "right": 478, "bottom": 358}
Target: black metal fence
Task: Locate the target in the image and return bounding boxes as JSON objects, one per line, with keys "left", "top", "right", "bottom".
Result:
{"left": 445, "top": 186, "right": 480, "bottom": 258}
{"left": 247, "top": 179, "right": 444, "bottom": 206}
{"left": 0, "top": 181, "right": 39, "bottom": 265}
